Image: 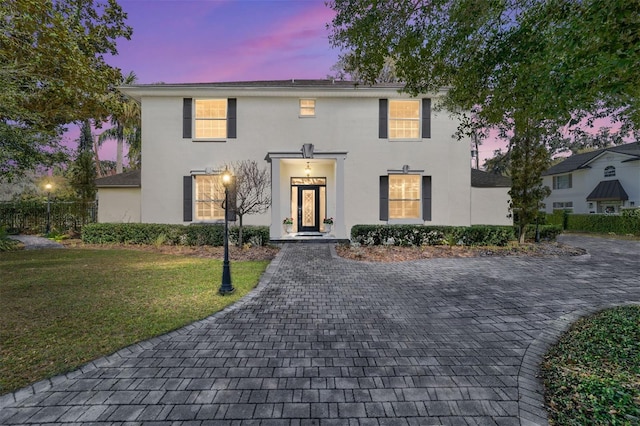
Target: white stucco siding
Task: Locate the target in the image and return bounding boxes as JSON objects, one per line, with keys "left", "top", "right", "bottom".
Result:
{"left": 471, "top": 187, "right": 512, "bottom": 225}
{"left": 97, "top": 188, "right": 141, "bottom": 223}
{"left": 129, "top": 85, "right": 502, "bottom": 239}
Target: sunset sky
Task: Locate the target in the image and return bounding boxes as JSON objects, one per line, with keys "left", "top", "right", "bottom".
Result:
{"left": 88, "top": 0, "right": 504, "bottom": 165}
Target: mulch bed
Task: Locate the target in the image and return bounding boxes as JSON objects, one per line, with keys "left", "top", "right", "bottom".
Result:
{"left": 60, "top": 240, "right": 586, "bottom": 263}
{"left": 335, "top": 242, "right": 587, "bottom": 262}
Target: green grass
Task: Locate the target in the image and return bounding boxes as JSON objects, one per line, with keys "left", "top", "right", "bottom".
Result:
{"left": 0, "top": 249, "right": 269, "bottom": 395}
{"left": 541, "top": 305, "right": 640, "bottom": 425}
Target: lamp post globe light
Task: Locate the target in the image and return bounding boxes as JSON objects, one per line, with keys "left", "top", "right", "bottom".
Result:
{"left": 219, "top": 169, "right": 234, "bottom": 295}
{"left": 45, "top": 183, "right": 52, "bottom": 236}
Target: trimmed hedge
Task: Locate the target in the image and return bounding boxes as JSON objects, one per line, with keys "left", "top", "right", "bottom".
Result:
{"left": 565, "top": 214, "right": 640, "bottom": 236}
{"left": 82, "top": 223, "right": 270, "bottom": 246}
{"left": 350, "top": 225, "right": 516, "bottom": 247}
{"left": 546, "top": 209, "right": 640, "bottom": 236}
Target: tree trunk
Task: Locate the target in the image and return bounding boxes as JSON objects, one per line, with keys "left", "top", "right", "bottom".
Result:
{"left": 518, "top": 224, "right": 526, "bottom": 244}
{"left": 93, "top": 136, "right": 103, "bottom": 177}
{"left": 237, "top": 215, "right": 244, "bottom": 247}
{"left": 116, "top": 137, "right": 123, "bottom": 174}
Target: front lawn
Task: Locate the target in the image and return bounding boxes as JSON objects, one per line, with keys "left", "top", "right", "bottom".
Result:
{"left": 542, "top": 305, "right": 640, "bottom": 425}
{"left": 0, "top": 249, "right": 269, "bottom": 395}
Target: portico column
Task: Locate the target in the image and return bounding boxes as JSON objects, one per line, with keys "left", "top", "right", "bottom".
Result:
{"left": 335, "top": 156, "right": 346, "bottom": 239}
{"left": 271, "top": 159, "right": 281, "bottom": 239}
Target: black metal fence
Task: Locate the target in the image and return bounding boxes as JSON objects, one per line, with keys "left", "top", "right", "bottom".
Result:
{"left": 0, "top": 200, "right": 98, "bottom": 234}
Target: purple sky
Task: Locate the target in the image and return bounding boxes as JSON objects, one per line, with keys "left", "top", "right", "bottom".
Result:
{"left": 81, "top": 0, "right": 508, "bottom": 166}
{"left": 77, "top": 0, "right": 345, "bottom": 164}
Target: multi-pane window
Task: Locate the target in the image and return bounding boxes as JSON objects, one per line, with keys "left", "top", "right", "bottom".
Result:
{"left": 300, "top": 99, "right": 316, "bottom": 116}
{"left": 552, "top": 201, "right": 573, "bottom": 209}
{"left": 389, "top": 174, "right": 421, "bottom": 219}
{"left": 389, "top": 100, "right": 420, "bottom": 139}
{"left": 195, "top": 99, "right": 227, "bottom": 138}
{"left": 552, "top": 174, "right": 572, "bottom": 189}
{"left": 604, "top": 166, "right": 616, "bottom": 177}
{"left": 194, "top": 175, "right": 225, "bottom": 220}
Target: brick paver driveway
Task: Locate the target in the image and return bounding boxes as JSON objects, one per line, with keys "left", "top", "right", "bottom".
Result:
{"left": 1, "top": 234, "right": 638, "bottom": 425}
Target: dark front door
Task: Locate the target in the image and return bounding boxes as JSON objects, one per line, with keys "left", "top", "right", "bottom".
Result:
{"left": 297, "top": 185, "right": 320, "bottom": 232}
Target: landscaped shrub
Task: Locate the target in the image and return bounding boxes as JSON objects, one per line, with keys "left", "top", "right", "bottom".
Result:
{"left": 0, "top": 226, "right": 20, "bottom": 252}
{"left": 522, "top": 224, "right": 563, "bottom": 241}
{"left": 81, "top": 223, "right": 270, "bottom": 246}
{"left": 350, "top": 225, "right": 515, "bottom": 247}
{"left": 230, "top": 226, "right": 270, "bottom": 247}
{"left": 565, "top": 213, "right": 640, "bottom": 236}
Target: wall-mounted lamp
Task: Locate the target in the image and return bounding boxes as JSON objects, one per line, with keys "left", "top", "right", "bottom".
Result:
{"left": 304, "top": 162, "right": 311, "bottom": 177}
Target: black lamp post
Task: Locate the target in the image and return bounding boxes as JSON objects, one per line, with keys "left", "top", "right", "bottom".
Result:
{"left": 219, "top": 169, "right": 234, "bottom": 295}
{"left": 45, "top": 183, "right": 52, "bottom": 236}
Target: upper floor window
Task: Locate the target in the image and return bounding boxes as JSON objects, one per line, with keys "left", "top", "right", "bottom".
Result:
{"left": 194, "top": 175, "right": 225, "bottom": 220}
{"left": 604, "top": 166, "right": 616, "bottom": 177}
{"left": 300, "top": 99, "right": 315, "bottom": 117}
{"left": 389, "top": 100, "right": 420, "bottom": 139}
{"left": 379, "top": 99, "right": 431, "bottom": 140}
{"left": 195, "top": 99, "right": 227, "bottom": 139}
{"left": 553, "top": 174, "right": 572, "bottom": 190}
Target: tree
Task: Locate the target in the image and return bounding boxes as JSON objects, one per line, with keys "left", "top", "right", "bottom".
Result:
{"left": 0, "top": 0, "right": 132, "bottom": 181}
{"left": 68, "top": 120, "right": 97, "bottom": 203}
{"left": 329, "top": 0, "right": 639, "bottom": 129}
{"left": 329, "top": 0, "right": 640, "bottom": 237}
{"left": 483, "top": 150, "right": 511, "bottom": 177}
{"left": 98, "top": 71, "right": 141, "bottom": 174}
{"left": 328, "top": 54, "right": 399, "bottom": 83}
{"left": 228, "top": 160, "right": 271, "bottom": 247}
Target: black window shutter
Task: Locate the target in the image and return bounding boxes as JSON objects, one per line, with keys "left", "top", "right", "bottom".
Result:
{"left": 379, "top": 99, "right": 388, "bottom": 139}
{"left": 183, "top": 176, "right": 193, "bottom": 222}
{"left": 227, "top": 98, "right": 237, "bottom": 139}
{"left": 183, "top": 98, "right": 192, "bottom": 139}
{"left": 379, "top": 176, "right": 389, "bottom": 221}
{"left": 226, "top": 176, "right": 237, "bottom": 221}
{"left": 422, "top": 176, "right": 432, "bottom": 221}
{"left": 422, "top": 98, "right": 431, "bottom": 138}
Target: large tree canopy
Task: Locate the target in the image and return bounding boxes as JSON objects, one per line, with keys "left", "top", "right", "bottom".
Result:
{"left": 329, "top": 0, "right": 640, "bottom": 129}
{"left": 0, "top": 0, "right": 132, "bottom": 180}
{"left": 330, "top": 0, "right": 639, "bottom": 241}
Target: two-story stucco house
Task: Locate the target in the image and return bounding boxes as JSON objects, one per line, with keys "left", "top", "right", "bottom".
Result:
{"left": 542, "top": 142, "right": 640, "bottom": 214}
{"left": 105, "top": 80, "right": 511, "bottom": 240}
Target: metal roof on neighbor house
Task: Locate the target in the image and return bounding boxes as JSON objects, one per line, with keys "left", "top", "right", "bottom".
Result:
{"left": 586, "top": 179, "right": 629, "bottom": 201}
{"left": 543, "top": 142, "right": 640, "bottom": 176}
{"left": 471, "top": 169, "right": 511, "bottom": 188}
{"left": 95, "top": 170, "right": 141, "bottom": 188}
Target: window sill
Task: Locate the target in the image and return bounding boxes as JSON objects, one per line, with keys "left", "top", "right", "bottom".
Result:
{"left": 193, "top": 139, "right": 227, "bottom": 143}
{"left": 388, "top": 139, "right": 423, "bottom": 142}
{"left": 387, "top": 218, "right": 424, "bottom": 225}
{"left": 298, "top": 115, "right": 316, "bottom": 118}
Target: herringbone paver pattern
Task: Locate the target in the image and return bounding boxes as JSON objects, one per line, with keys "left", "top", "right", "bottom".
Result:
{"left": 1, "top": 235, "right": 638, "bottom": 425}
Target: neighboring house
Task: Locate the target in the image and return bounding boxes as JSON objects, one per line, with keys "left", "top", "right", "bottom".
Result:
{"left": 105, "top": 80, "right": 511, "bottom": 240}
{"left": 542, "top": 142, "right": 640, "bottom": 214}
{"left": 95, "top": 170, "right": 141, "bottom": 223}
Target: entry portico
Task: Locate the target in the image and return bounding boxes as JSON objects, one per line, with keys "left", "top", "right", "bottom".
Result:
{"left": 267, "top": 146, "right": 347, "bottom": 239}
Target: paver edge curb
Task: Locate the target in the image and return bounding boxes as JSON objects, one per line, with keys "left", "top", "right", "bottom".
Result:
{"left": 517, "top": 301, "right": 640, "bottom": 426}
{"left": 0, "top": 244, "right": 288, "bottom": 409}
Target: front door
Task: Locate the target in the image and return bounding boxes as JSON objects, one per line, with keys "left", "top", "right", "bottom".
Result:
{"left": 297, "top": 185, "right": 320, "bottom": 232}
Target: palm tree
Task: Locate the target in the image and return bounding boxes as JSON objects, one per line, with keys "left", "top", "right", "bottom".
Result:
{"left": 98, "top": 71, "right": 141, "bottom": 174}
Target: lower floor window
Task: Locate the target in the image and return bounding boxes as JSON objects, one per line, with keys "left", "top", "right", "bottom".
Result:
{"left": 195, "top": 175, "right": 225, "bottom": 220}
{"left": 552, "top": 201, "right": 573, "bottom": 209}
{"left": 389, "top": 174, "right": 421, "bottom": 219}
